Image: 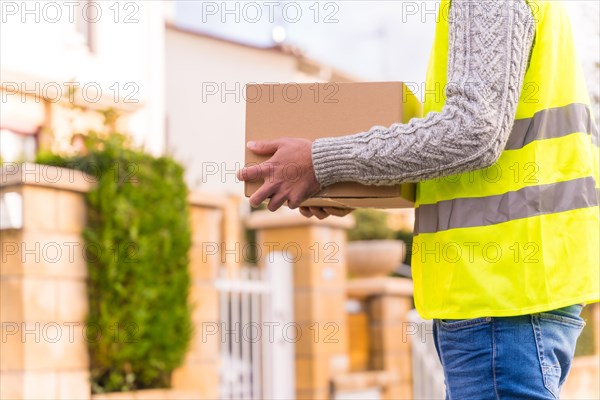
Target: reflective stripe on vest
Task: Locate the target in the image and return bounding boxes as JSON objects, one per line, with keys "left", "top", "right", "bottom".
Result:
{"left": 412, "top": 0, "right": 600, "bottom": 319}
{"left": 416, "top": 176, "right": 598, "bottom": 234}
{"left": 505, "top": 103, "right": 599, "bottom": 150}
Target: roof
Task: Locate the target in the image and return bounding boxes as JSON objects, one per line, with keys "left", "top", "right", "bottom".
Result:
{"left": 165, "top": 22, "right": 359, "bottom": 83}
{"left": 165, "top": 22, "right": 301, "bottom": 54}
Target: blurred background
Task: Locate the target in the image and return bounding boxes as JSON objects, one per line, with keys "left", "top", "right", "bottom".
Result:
{"left": 1, "top": 1, "right": 599, "bottom": 400}
{"left": 2, "top": 1, "right": 598, "bottom": 194}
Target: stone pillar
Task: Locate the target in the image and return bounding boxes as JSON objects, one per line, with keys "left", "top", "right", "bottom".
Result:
{"left": 347, "top": 277, "right": 414, "bottom": 400}
{"left": 247, "top": 209, "right": 354, "bottom": 400}
{"left": 347, "top": 305, "right": 370, "bottom": 372}
{"left": 222, "top": 194, "right": 243, "bottom": 272}
{"left": 171, "top": 191, "right": 226, "bottom": 399}
{"left": 1, "top": 164, "right": 92, "bottom": 400}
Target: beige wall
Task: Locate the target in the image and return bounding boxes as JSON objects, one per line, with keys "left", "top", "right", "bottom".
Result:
{"left": 165, "top": 28, "right": 329, "bottom": 198}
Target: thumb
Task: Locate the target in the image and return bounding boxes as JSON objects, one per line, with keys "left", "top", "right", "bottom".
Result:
{"left": 247, "top": 140, "right": 280, "bottom": 155}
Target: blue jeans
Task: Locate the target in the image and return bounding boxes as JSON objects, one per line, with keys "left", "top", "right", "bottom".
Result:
{"left": 433, "top": 304, "right": 585, "bottom": 400}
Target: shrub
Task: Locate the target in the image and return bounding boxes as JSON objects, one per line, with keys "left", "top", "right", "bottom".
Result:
{"left": 347, "top": 209, "right": 395, "bottom": 241}
{"left": 37, "top": 131, "right": 193, "bottom": 393}
{"left": 395, "top": 230, "right": 414, "bottom": 266}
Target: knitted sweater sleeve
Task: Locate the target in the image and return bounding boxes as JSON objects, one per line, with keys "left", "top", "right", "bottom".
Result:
{"left": 311, "top": 0, "right": 535, "bottom": 186}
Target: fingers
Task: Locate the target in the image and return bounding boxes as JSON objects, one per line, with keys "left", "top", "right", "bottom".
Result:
{"left": 287, "top": 195, "right": 304, "bottom": 210}
{"left": 299, "top": 207, "right": 313, "bottom": 218}
{"left": 267, "top": 192, "right": 287, "bottom": 212}
{"left": 247, "top": 140, "right": 280, "bottom": 155}
{"left": 309, "top": 207, "right": 329, "bottom": 220}
{"left": 323, "top": 207, "right": 354, "bottom": 217}
{"left": 299, "top": 206, "right": 352, "bottom": 218}
{"left": 237, "top": 161, "right": 276, "bottom": 182}
{"left": 237, "top": 164, "right": 260, "bottom": 182}
{"left": 237, "top": 140, "right": 281, "bottom": 181}
{"left": 249, "top": 184, "right": 275, "bottom": 208}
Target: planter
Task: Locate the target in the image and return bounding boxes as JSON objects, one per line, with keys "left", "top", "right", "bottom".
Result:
{"left": 92, "top": 389, "right": 202, "bottom": 400}
{"left": 346, "top": 240, "right": 405, "bottom": 278}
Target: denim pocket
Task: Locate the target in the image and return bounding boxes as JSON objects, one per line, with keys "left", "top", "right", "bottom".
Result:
{"left": 532, "top": 305, "right": 585, "bottom": 399}
{"left": 438, "top": 317, "right": 492, "bottom": 331}
{"left": 539, "top": 304, "right": 586, "bottom": 328}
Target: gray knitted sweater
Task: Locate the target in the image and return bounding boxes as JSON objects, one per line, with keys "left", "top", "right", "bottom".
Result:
{"left": 311, "top": 0, "right": 535, "bottom": 187}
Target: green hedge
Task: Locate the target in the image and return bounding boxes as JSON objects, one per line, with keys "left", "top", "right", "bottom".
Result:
{"left": 37, "top": 132, "right": 193, "bottom": 393}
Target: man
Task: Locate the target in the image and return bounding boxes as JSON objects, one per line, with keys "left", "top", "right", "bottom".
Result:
{"left": 238, "top": 0, "right": 599, "bottom": 398}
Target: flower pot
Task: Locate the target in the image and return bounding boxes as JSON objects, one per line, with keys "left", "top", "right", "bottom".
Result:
{"left": 346, "top": 240, "right": 405, "bottom": 278}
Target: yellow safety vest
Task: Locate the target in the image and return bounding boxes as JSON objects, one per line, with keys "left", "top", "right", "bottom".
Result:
{"left": 413, "top": 0, "right": 600, "bottom": 319}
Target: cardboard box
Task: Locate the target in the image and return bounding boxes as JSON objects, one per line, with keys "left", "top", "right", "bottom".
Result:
{"left": 244, "top": 82, "right": 422, "bottom": 209}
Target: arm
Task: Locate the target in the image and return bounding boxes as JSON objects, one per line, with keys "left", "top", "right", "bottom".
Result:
{"left": 311, "top": 0, "right": 535, "bottom": 187}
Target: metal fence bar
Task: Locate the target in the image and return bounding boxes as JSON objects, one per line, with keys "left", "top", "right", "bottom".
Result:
{"left": 217, "top": 265, "right": 277, "bottom": 400}
{"left": 218, "top": 266, "right": 232, "bottom": 400}
{"left": 241, "top": 266, "right": 251, "bottom": 399}
{"left": 250, "top": 267, "right": 263, "bottom": 400}
{"left": 216, "top": 257, "right": 293, "bottom": 400}
{"left": 214, "top": 279, "right": 270, "bottom": 293}
{"left": 260, "top": 265, "right": 273, "bottom": 400}
{"left": 231, "top": 268, "right": 242, "bottom": 400}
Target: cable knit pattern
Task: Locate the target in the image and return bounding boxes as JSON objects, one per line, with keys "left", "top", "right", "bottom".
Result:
{"left": 311, "top": 0, "right": 535, "bottom": 187}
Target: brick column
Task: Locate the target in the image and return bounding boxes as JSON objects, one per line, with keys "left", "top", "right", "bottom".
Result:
{"left": 171, "top": 191, "right": 227, "bottom": 399}
{"left": 1, "top": 164, "right": 92, "bottom": 400}
{"left": 347, "top": 277, "right": 414, "bottom": 400}
{"left": 247, "top": 209, "right": 354, "bottom": 400}
{"left": 222, "top": 194, "right": 243, "bottom": 272}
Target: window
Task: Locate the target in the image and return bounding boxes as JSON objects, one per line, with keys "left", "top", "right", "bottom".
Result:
{"left": 0, "top": 129, "right": 37, "bottom": 163}
{"left": 74, "top": 0, "right": 95, "bottom": 52}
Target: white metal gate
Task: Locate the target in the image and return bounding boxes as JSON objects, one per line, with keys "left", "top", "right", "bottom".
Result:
{"left": 216, "top": 251, "right": 295, "bottom": 400}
